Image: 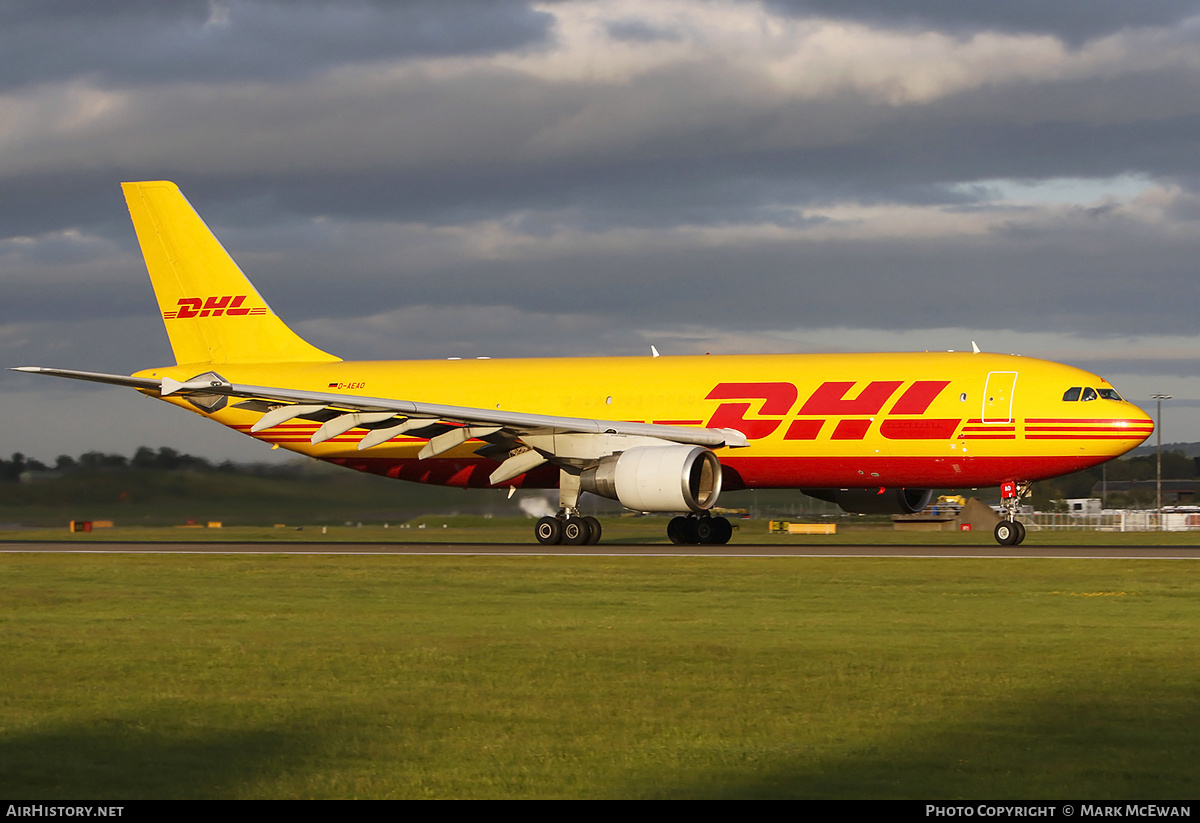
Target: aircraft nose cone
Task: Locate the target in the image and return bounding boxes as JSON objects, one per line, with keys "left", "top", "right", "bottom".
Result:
{"left": 1123, "top": 404, "right": 1155, "bottom": 448}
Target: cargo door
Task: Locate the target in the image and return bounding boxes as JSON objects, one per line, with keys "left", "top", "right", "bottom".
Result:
{"left": 982, "top": 371, "right": 1018, "bottom": 424}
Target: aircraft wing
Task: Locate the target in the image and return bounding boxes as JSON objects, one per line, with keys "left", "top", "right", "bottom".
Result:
{"left": 13, "top": 366, "right": 749, "bottom": 484}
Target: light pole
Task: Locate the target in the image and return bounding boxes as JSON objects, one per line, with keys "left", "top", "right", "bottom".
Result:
{"left": 1152, "top": 393, "right": 1172, "bottom": 530}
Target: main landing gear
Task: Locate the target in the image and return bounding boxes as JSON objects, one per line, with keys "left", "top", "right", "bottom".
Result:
{"left": 668, "top": 513, "right": 733, "bottom": 545}
{"left": 993, "top": 480, "right": 1031, "bottom": 546}
{"left": 534, "top": 469, "right": 604, "bottom": 545}
{"left": 533, "top": 512, "right": 734, "bottom": 545}
{"left": 535, "top": 514, "right": 602, "bottom": 546}
{"left": 531, "top": 467, "right": 733, "bottom": 546}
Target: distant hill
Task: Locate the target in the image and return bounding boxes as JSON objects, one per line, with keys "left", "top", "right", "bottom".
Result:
{"left": 0, "top": 447, "right": 555, "bottom": 527}
{"left": 1126, "top": 441, "right": 1200, "bottom": 458}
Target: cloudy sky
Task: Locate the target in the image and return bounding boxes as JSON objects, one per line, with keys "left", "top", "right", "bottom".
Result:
{"left": 4, "top": 0, "right": 1199, "bottom": 462}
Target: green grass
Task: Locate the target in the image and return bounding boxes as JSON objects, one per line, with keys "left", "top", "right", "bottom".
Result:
{"left": 1, "top": 554, "right": 1198, "bottom": 798}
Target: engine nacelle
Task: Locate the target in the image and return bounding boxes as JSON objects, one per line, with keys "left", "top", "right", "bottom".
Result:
{"left": 581, "top": 445, "right": 722, "bottom": 513}
{"left": 801, "top": 487, "right": 934, "bottom": 515}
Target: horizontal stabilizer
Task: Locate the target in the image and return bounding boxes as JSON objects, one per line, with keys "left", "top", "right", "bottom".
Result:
{"left": 10, "top": 366, "right": 161, "bottom": 391}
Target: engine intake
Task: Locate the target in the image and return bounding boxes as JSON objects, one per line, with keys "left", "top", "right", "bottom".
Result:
{"left": 581, "top": 445, "right": 722, "bottom": 513}
{"left": 801, "top": 487, "right": 933, "bottom": 515}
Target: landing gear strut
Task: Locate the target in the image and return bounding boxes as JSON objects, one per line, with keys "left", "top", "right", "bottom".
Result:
{"left": 994, "top": 480, "right": 1031, "bottom": 546}
{"left": 533, "top": 469, "right": 603, "bottom": 545}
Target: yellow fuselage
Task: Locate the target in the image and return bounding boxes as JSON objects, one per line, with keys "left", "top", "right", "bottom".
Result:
{"left": 138, "top": 351, "right": 1153, "bottom": 491}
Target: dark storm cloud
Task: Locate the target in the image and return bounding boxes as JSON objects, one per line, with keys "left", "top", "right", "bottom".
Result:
{"left": 5, "top": 0, "right": 1200, "bottom": 456}
{"left": 7, "top": 1, "right": 1200, "bottom": 244}
{"left": 1067, "top": 358, "right": 1200, "bottom": 381}
{"left": 2, "top": 315, "right": 170, "bottom": 374}
{"left": 123, "top": 186, "right": 1180, "bottom": 359}
{"left": 765, "top": 1, "right": 1200, "bottom": 45}
{"left": 382, "top": 230, "right": 1192, "bottom": 343}
{"left": 148, "top": 66, "right": 1200, "bottom": 236}
{"left": 0, "top": 174, "right": 134, "bottom": 239}
{"left": 0, "top": 279, "right": 152, "bottom": 326}
{"left": 0, "top": 0, "right": 551, "bottom": 90}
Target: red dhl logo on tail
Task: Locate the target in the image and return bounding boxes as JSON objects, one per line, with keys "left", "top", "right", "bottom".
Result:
{"left": 163, "top": 295, "right": 267, "bottom": 320}
{"left": 706, "top": 380, "right": 959, "bottom": 441}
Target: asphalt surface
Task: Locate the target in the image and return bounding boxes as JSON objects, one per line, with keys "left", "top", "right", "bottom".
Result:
{"left": 2, "top": 541, "right": 1199, "bottom": 558}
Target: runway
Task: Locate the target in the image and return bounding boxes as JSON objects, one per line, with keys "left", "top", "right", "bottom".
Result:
{"left": 2, "top": 541, "right": 1199, "bottom": 559}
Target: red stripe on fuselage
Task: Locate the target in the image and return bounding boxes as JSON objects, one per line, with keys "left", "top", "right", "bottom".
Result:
{"left": 1025, "top": 418, "right": 1151, "bottom": 424}
{"left": 879, "top": 419, "right": 960, "bottom": 439}
{"left": 1025, "top": 434, "right": 1151, "bottom": 440}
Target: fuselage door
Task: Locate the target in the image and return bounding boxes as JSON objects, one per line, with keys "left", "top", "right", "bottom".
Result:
{"left": 982, "top": 371, "right": 1018, "bottom": 424}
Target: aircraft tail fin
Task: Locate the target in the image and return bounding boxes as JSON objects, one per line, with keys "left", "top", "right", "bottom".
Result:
{"left": 122, "top": 181, "right": 340, "bottom": 365}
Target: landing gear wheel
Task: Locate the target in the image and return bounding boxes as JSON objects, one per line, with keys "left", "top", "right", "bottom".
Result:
{"left": 667, "top": 516, "right": 689, "bottom": 545}
{"left": 994, "top": 520, "right": 1021, "bottom": 546}
{"left": 582, "top": 516, "right": 602, "bottom": 545}
{"left": 694, "top": 516, "right": 734, "bottom": 545}
{"left": 712, "top": 516, "right": 733, "bottom": 545}
{"left": 996, "top": 480, "right": 1033, "bottom": 546}
{"left": 669, "top": 515, "right": 729, "bottom": 545}
{"left": 535, "top": 516, "right": 563, "bottom": 545}
{"left": 562, "top": 518, "right": 591, "bottom": 546}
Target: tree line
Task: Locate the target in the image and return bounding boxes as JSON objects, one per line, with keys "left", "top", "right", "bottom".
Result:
{"left": 1030, "top": 449, "right": 1199, "bottom": 509}
{"left": 0, "top": 447, "right": 302, "bottom": 483}
{"left": 5, "top": 444, "right": 1198, "bottom": 507}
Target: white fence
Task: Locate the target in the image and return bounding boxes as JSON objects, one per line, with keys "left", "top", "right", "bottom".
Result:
{"left": 1028, "top": 509, "right": 1200, "bottom": 532}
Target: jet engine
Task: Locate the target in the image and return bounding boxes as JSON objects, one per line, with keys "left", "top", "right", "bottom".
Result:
{"left": 801, "top": 487, "right": 933, "bottom": 515}
{"left": 581, "top": 445, "right": 722, "bottom": 513}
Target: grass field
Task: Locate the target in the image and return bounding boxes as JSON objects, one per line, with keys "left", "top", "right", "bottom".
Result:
{"left": 2, "top": 551, "right": 1198, "bottom": 798}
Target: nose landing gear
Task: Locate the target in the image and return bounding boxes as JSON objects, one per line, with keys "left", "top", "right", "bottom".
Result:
{"left": 993, "top": 519, "right": 1026, "bottom": 546}
{"left": 994, "top": 480, "right": 1031, "bottom": 546}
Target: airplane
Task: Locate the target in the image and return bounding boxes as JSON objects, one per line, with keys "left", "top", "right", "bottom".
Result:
{"left": 14, "top": 181, "right": 1155, "bottom": 546}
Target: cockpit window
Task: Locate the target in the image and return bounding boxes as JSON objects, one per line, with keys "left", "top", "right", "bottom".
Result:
{"left": 1064, "top": 386, "right": 1121, "bottom": 402}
